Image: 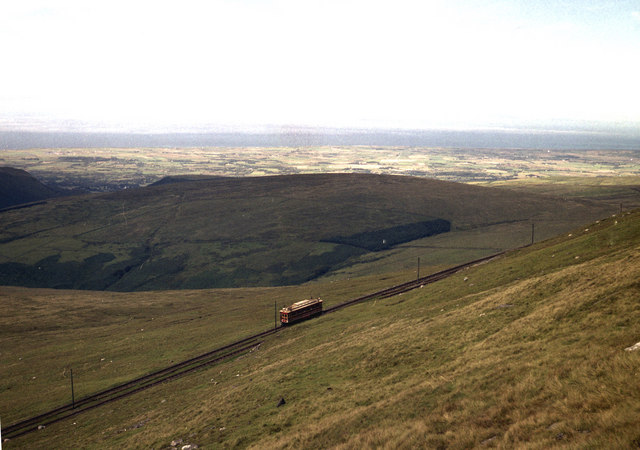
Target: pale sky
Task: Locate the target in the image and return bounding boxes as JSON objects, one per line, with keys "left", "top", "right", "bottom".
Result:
{"left": 1, "top": 0, "right": 639, "bottom": 132}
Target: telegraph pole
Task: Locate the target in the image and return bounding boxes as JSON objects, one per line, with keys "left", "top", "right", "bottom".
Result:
{"left": 274, "top": 301, "right": 277, "bottom": 330}
{"left": 531, "top": 223, "right": 535, "bottom": 245}
{"left": 70, "top": 368, "right": 75, "bottom": 409}
{"left": 417, "top": 257, "right": 420, "bottom": 280}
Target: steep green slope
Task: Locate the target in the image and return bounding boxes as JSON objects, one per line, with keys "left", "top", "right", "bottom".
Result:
{"left": 0, "top": 166, "right": 60, "bottom": 209}
{"left": 5, "top": 209, "right": 640, "bottom": 448}
{"left": 0, "top": 173, "right": 614, "bottom": 291}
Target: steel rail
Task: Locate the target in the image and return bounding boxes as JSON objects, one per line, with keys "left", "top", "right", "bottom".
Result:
{"left": 2, "top": 339, "right": 265, "bottom": 440}
{"left": 4, "top": 249, "right": 508, "bottom": 441}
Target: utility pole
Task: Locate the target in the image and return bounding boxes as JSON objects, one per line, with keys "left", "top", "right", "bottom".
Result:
{"left": 70, "top": 368, "right": 75, "bottom": 409}
{"left": 274, "top": 301, "right": 277, "bottom": 330}
{"left": 531, "top": 223, "right": 535, "bottom": 246}
{"left": 417, "top": 257, "right": 420, "bottom": 280}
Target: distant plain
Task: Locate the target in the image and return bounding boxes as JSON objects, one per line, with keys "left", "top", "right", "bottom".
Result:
{"left": 1, "top": 146, "right": 639, "bottom": 191}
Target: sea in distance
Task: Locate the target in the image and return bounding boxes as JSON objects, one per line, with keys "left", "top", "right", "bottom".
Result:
{"left": 1, "top": 127, "right": 639, "bottom": 151}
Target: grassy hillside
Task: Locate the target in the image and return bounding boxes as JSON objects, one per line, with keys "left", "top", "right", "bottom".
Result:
{"left": 0, "top": 173, "right": 616, "bottom": 291}
{"left": 481, "top": 175, "right": 640, "bottom": 208}
{"left": 0, "top": 167, "right": 61, "bottom": 209}
{"left": 0, "top": 270, "right": 409, "bottom": 425}
{"left": 3, "top": 208, "right": 640, "bottom": 448}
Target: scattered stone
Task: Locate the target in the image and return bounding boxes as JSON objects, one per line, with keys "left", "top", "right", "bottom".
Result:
{"left": 171, "top": 439, "right": 183, "bottom": 446}
{"left": 161, "top": 399, "right": 166, "bottom": 403}
{"left": 464, "top": 277, "right": 469, "bottom": 282}
{"left": 480, "top": 435, "right": 497, "bottom": 445}
{"left": 495, "top": 304, "right": 513, "bottom": 309}
{"left": 131, "top": 420, "right": 148, "bottom": 429}
{"left": 547, "top": 422, "right": 562, "bottom": 430}
{"left": 219, "top": 427, "right": 226, "bottom": 431}
{"left": 277, "top": 397, "right": 286, "bottom": 407}
{"left": 38, "top": 425, "right": 45, "bottom": 430}
{"left": 182, "top": 445, "right": 198, "bottom": 450}
{"left": 574, "top": 256, "right": 580, "bottom": 260}
{"left": 625, "top": 342, "right": 640, "bottom": 352}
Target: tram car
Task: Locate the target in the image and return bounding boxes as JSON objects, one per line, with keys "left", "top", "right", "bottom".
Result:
{"left": 280, "top": 298, "right": 323, "bottom": 325}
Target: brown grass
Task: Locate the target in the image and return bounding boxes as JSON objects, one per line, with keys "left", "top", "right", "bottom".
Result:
{"left": 4, "top": 210, "right": 640, "bottom": 448}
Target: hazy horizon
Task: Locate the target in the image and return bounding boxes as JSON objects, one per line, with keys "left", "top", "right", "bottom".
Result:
{"left": 2, "top": 126, "right": 640, "bottom": 151}
{"left": 1, "top": 1, "right": 639, "bottom": 135}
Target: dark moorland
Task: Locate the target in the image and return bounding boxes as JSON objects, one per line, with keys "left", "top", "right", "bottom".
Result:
{"left": 0, "top": 166, "right": 62, "bottom": 209}
{"left": 0, "top": 172, "right": 617, "bottom": 291}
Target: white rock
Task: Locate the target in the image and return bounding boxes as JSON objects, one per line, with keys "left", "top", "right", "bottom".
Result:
{"left": 625, "top": 342, "right": 640, "bottom": 352}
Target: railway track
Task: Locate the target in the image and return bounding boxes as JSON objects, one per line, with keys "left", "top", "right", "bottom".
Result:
{"left": 2, "top": 332, "right": 272, "bottom": 441}
{"left": 324, "top": 250, "right": 505, "bottom": 314}
{"left": 3, "top": 250, "right": 505, "bottom": 441}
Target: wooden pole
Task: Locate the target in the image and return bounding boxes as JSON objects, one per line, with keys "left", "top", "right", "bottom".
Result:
{"left": 274, "top": 301, "right": 277, "bottom": 330}
{"left": 70, "top": 368, "right": 75, "bottom": 409}
{"left": 417, "top": 257, "right": 420, "bottom": 280}
{"left": 531, "top": 223, "right": 535, "bottom": 245}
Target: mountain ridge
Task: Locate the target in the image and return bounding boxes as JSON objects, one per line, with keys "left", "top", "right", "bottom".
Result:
{"left": 0, "top": 166, "right": 62, "bottom": 209}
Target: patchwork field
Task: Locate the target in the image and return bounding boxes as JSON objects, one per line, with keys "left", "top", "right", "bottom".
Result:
{"left": 1, "top": 146, "right": 639, "bottom": 192}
